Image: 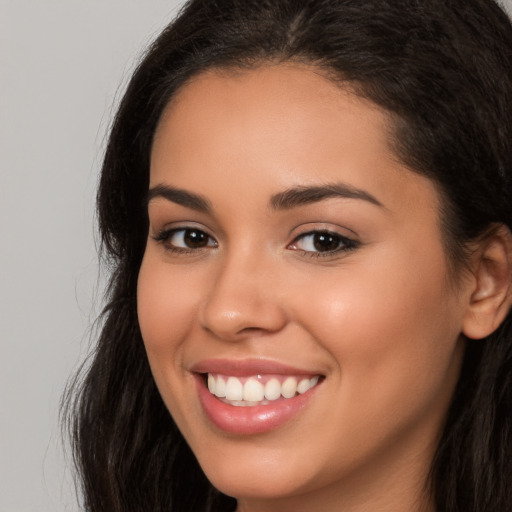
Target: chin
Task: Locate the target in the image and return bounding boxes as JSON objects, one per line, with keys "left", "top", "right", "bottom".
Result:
{"left": 190, "top": 437, "right": 327, "bottom": 502}
{"left": 205, "top": 463, "right": 309, "bottom": 501}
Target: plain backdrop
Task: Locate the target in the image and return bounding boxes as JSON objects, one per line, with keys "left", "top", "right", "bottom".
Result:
{"left": 1, "top": 1, "right": 511, "bottom": 511}
{"left": 0, "top": 2, "right": 185, "bottom": 511}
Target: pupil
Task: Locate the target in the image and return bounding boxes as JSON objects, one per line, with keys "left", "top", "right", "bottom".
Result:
{"left": 184, "top": 229, "right": 208, "bottom": 248}
{"left": 313, "top": 233, "right": 339, "bottom": 252}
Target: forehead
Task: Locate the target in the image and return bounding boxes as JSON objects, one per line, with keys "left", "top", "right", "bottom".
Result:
{"left": 150, "top": 63, "right": 439, "bottom": 219}
{"left": 153, "top": 63, "right": 391, "bottom": 158}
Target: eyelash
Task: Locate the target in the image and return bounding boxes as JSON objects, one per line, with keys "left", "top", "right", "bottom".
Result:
{"left": 288, "top": 230, "right": 359, "bottom": 258}
{"left": 152, "top": 227, "right": 359, "bottom": 258}
{"left": 152, "top": 227, "right": 217, "bottom": 254}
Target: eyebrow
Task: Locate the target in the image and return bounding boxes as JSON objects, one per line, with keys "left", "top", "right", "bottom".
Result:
{"left": 146, "top": 181, "right": 383, "bottom": 213}
{"left": 146, "top": 184, "right": 212, "bottom": 213}
{"left": 270, "top": 183, "right": 384, "bottom": 210}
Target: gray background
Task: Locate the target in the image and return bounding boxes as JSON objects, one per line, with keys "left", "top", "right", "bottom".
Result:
{"left": 1, "top": 2, "right": 185, "bottom": 510}
{"left": 1, "top": 1, "right": 511, "bottom": 511}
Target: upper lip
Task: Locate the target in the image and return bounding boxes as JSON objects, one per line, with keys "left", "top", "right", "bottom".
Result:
{"left": 190, "top": 358, "right": 322, "bottom": 377}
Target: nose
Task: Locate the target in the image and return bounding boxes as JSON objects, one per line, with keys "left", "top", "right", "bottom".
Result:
{"left": 199, "top": 251, "right": 288, "bottom": 341}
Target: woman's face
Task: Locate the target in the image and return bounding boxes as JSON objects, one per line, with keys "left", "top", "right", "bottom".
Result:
{"left": 138, "top": 64, "right": 468, "bottom": 510}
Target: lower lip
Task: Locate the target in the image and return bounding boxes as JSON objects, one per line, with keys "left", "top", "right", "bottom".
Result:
{"left": 195, "top": 375, "right": 319, "bottom": 435}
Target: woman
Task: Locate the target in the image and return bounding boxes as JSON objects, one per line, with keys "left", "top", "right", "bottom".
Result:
{"left": 66, "top": 0, "right": 512, "bottom": 511}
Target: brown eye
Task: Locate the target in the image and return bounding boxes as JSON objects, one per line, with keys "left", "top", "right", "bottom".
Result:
{"left": 182, "top": 229, "right": 210, "bottom": 248}
{"left": 289, "top": 230, "right": 358, "bottom": 256}
{"left": 154, "top": 227, "right": 217, "bottom": 251}
{"left": 312, "top": 233, "right": 341, "bottom": 252}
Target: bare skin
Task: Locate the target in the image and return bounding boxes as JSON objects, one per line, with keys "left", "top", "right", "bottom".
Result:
{"left": 137, "top": 63, "right": 512, "bottom": 512}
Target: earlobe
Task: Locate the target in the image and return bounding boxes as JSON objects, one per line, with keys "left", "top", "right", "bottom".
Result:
{"left": 462, "top": 224, "right": 512, "bottom": 340}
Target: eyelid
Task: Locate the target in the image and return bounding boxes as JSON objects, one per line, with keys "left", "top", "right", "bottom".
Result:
{"left": 287, "top": 227, "right": 359, "bottom": 257}
{"left": 155, "top": 227, "right": 217, "bottom": 243}
{"left": 288, "top": 222, "right": 359, "bottom": 242}
{"left": 150, "top": 218, "right": 215, "bottom": 239}
{"left": 150, "top": 214, "right": 209, "bottom": 230}
{"left": 152, "top": 224, "right": 218, "bottom": 254}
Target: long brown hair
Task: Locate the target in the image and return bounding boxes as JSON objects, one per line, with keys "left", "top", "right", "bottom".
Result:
{"left": 65, "top": 1, "right": 512, "bottom": 510}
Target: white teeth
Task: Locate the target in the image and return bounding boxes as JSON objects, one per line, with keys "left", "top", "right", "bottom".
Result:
{"left": 207, "top": 374, "right": 321, "bottom": 404}
{"left": 225, "top": 400, "right": 263, "bottom": 407}
{"left": 281, "top": 376, "right": 297, "bottom": 398}
{"left": 264, "top": 378, "right": 281, "bottom": 400}
{"left": 225, "top": 376, "right": 243, "bottom": 401}
{"left": 214, "top": 376, "right": 226, "bottom": 397}
{"left": 208, "top": 374, "right": 215, "bottom": 394}
{"left": 297, "top": 378, "right": 311, "bottom": 394}
{"left": 243, "top": 379, "right": 265, "bottom": 402}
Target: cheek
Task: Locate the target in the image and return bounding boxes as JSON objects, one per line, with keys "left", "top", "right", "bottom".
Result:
{"left": 137, "top": 252, "right": 200, "bottom": 361}
{"left": 294, "top": 244, "right": 463, "bottom": 409}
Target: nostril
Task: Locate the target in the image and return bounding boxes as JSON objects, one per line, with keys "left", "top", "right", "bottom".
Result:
{"left": 239, "top": 326, "right": 269, "bottom": 335}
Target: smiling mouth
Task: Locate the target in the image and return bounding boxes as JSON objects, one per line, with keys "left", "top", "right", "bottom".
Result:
{"left": 206, "top": 373, "right": 321, "bottom": 407}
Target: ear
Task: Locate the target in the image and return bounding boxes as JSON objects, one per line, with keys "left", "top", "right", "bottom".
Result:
{"left": 462, "top": 224, "right": 512, "bottom": 340}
